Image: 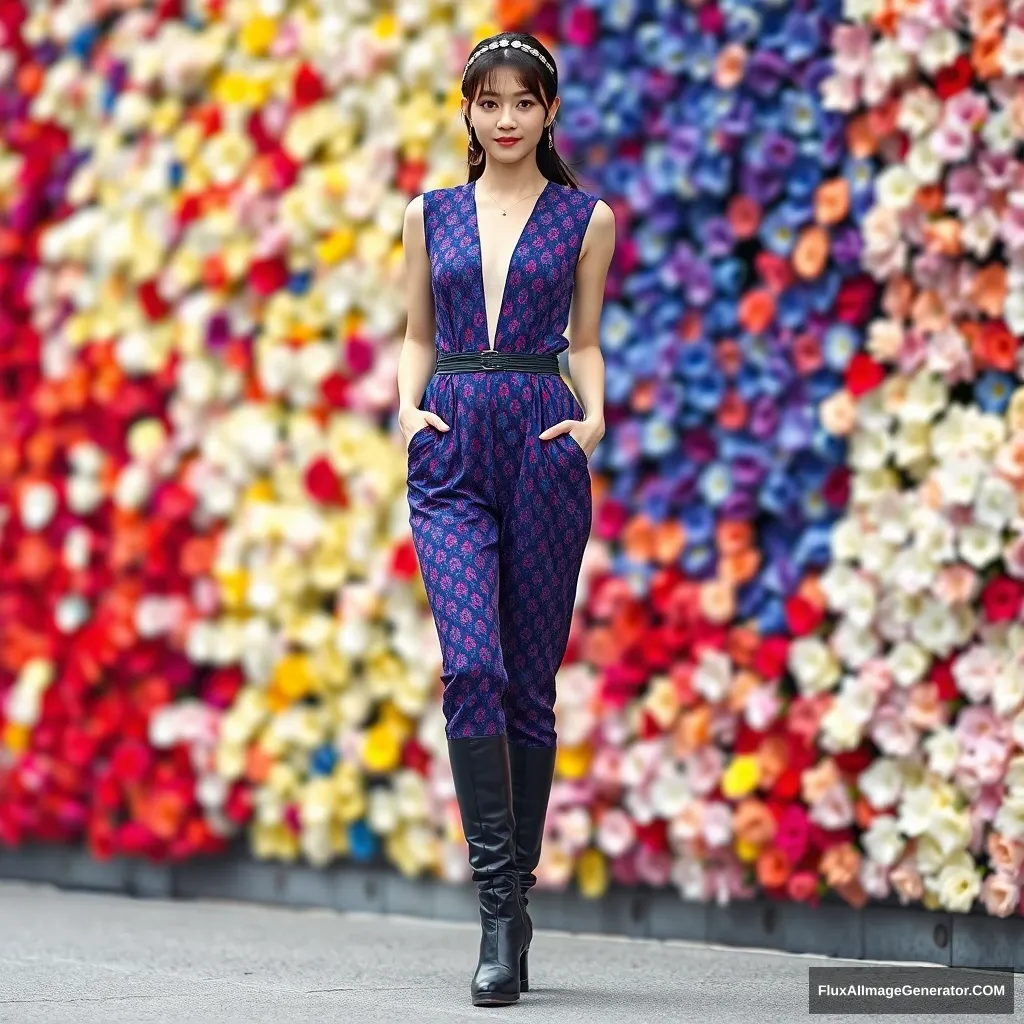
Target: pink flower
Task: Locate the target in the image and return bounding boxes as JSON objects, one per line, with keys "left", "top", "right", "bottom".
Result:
{"left": 706, "top": 862, "right": 754, "bottom": 904}
{"left": 775, "top": 805, "right": 811, "bottom": 863}
{"left": 858, "top": 659, "right": 895, "bottom": 697}
{"left": 890, "top": 855, "right": 924, "bottom": 905}
{"left": 833, "top": 24, "right": 872, "bottom": 74}
{"left": 945, "top": 166, "right": 986, "bottom": 217}
{"left": 987, "top": 832, "right": 1024, "bottom": 876}
{"left": 636, "top": 846, "right": 673, "bottom": 887}
{"left": 809, "top": 782, "right": 856, "bottom": 830}
{"left": 686, "top": 746, "right": 725, "bottom": 796}
{"left": 1004, "top": 535, "right": 1024, "bottom": 578}
{"left": 931, "top": 122, "right": 974, "bottom": 163}
{"left": 981, "top": 873, "right": 1019, "bottom": 917}
{"left": 700, "top": 800, "right": 733, "bottom": 848}
{"left": 906, "top": 683, "right": 947, "bottom": 730}
{"left": 1000, "top": 206, "right": 1024, "bottom": 252}
{"left": 595, "top": 807, "right": 635, "bottom": 858}
{"left": 978, "top": 151, "right": 1014, "bottom": 190}
{"left": 943, "top": 91, "right": 990, "bottom": 133}
{"left": 933, "top": 564, "right": 979, "bottom": 604}
{"left": 953, "top": 646, "right": 1002, "bottom": 702}
{"left": 860, "top": 859, "right": 892, "bottom": 900}
{"left": 744, "top": 683, "right": 782, "bottom": 730}
{"left": 870, "top": 702, "right": 920, "bottom": 757}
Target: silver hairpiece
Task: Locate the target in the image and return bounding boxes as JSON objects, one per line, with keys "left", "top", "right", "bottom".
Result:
{"left": 462, "top": 37, "right": 555, "bottom": 84}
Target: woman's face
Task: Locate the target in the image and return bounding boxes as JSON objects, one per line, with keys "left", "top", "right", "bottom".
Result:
{"left": 463, "top": 67, "right": 558, "bottom": 166}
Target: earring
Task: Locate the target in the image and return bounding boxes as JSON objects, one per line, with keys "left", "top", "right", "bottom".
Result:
{"left": 548, "top": 123, "right": 553, "bottom": 150}
{"left": 467, "top": 120, "right": 483, "bottom": 166}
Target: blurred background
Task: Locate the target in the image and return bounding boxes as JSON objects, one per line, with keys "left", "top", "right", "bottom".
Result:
{"left": 1, "top": 0, "right": 1023, "bottom": 935}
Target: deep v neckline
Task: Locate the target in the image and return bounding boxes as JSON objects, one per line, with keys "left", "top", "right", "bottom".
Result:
{"left": 471, "top": 178, "right": 551, "bottom": 352}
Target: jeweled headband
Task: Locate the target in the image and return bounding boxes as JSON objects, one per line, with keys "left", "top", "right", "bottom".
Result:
{"left": 462, "top": 37, "right": 556, "bottom": 85}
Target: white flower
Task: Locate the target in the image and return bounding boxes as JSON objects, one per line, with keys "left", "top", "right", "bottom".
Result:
{"left": 890, "top": 549, "right": 938, "bottom": 596}
{"left": 874, "top": 165, "right": 918, "bottom": 210}
{"left": 897, "top": 87, "right": 941, "bottom": 137}
{"left": 66, "top": 474, "right": 103, "bottom": 515}
{"left": 906, "top": 138, "right": 942, "bottom": 185}
{"left": 954, "top": 644, "right": 1002, "bottom": 703}
{"left": 887, "top": 641, "right": 930, "bottom": 687}
{"left": 982, "top": 110, "right": 1015, "bottom": 155}
{"left": 114, "top": 463, "right": 152, "bottom": 510}
{"left": 974, "top": 476, "right": 1018, "bottom": 531}
{"left": 859, "top": 757, "right": 903, "bottom": 810}
{"left": 832, "top": 620, "right": 880, "bottom": 668}
{"left": 831, "top": 517, "right": 864, "bottom": 563}
{"left": 918, "top": 29, "right": 959, "bottom": 75}
{"left": 897, "top": 783, "right": 937, "bottom": 836}
{"left": 931, "top": 806, "right": 972, "bottom": 857}
{"left": 993, "top": 664, "right": 1024, "bottom": 717}
{"left": 994, "top": 794, "right": 1024, "bottom": 840}
{"left": 923, "top": 728, "right": 960, "bottom": 778}
{"left": 937, "top": 859, "right": 981, "bottom": 913}
{"left": 820, "top": 688, "right": 873, "bottom": 752}
{"left": 20, "top": 482, "right": 58, "bottom": 530}
{"left": 862, "top": 814, "right": 905, "bottom": 866}
{"left": 901, "top": 372, "right": 948, "bottom": 423}
{"left": 789, "top": 637, "right": 841, "bottom": 695}
{"left": 957, "top": 524, "right": 1002, "bottom": 570}
{"left": 849, "top": 429, "right": 890, "bottom": 471}
{"left": 650, "top": 763, "right": 692, "bottom": 818}
{"left": 820, "top": 564, "right": 860, "bottom": 609}
{"left": 962, "top": 209, "right": 1000, "bottom": 259}
{"left": 933, "top": 453, "right": 983, "bottom": 505}
{"left": 910, "top": 599, "right": 959, "bottom": 656}
{"left": 872, "top": 37, "right": 912, "bottom": 85}
{"left": 693, "top": 649, "right": 731, "bottom": 703}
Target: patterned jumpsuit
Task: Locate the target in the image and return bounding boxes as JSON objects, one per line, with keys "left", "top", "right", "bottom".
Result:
{"left": 407, "top": 179, "right": 600, "bottom": 749}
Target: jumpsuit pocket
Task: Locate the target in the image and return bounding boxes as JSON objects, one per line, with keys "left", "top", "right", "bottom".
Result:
{"left": 562, "top": 431, "right": 589, "bottom": 464}
{"left": 406, "top": 426, "right": 434, "bottom": 457}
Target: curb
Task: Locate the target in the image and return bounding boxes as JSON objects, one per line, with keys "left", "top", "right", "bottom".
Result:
{"left": 1, "top": 844, "right": 1020, "bottom": 971}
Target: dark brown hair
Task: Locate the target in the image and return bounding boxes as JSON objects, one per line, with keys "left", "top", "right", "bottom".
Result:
{"left": 461, "top": 32, "right": 581, "bottom": 189}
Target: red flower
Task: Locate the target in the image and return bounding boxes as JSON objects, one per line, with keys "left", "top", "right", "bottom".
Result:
{"left": 930, "top": 657, "right": 958, "bottom": 702}
{"left": 293, "top": 63, "right": 326, "bottom": 107}
{"left": 249, "top": 256, "right": 289, "bottom": 297}
{"left": 822, "top": 467, "right": 850, "bottom": 508}
{"left": 635, "top": 818, "right": 669, "bottom": 853}
{"left": 137, "top": 280, "right": 171, "bottom": 321}
{"left": 935, "top": 55, "right": 973, "bottom": 100}
{"left": 304, "top": 456, "right": 348, "bottom": 506}
{"left": 784, "top": 594, "right": 824, "bottom": 636}
{"left": 981, "top": 577, "right": 1024, "bottom": 623}
{"left": 844, "top": 352, "right": 886, "bottom": 396}
{"left": 391, "top": 538, "right": 419, "bottom": 580}
{"left": 345, "top": 335, "right": 375, "bottom": 375}
{"left": 321, "top": 370, "right": 351, "bottom": 408}
{"left": 835, "top": 275, "right": 875, "bottom": 325}
{"left": 595, "top": 498, "right": 629, "bottom": 541}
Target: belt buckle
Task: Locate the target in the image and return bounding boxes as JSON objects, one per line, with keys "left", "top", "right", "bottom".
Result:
{"left": 479, "top": 349, "right": 501, "bottom": 371}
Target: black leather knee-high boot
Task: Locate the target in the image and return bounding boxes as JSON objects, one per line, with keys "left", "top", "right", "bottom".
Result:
{"left": 508, "top": 743, "right": 557, "bottom": 993}
{"left": 447, "top": 735, "right": 529, "bottom": 1007}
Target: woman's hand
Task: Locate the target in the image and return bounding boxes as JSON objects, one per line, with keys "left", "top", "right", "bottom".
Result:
{"left": 399, "top": 406, "right": 450, "bottom": 450}
{"left": 538, "top": 416, "right": 605, "bottom": 460}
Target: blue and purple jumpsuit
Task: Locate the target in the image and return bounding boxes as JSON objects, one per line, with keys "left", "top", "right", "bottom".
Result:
{"left": 406, "top": 179, "right": 600, "bottom": 749}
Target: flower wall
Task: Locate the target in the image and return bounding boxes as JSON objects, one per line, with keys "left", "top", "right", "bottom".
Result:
{"left": 1, "top": 0, "right": 1023, "bottom": 918}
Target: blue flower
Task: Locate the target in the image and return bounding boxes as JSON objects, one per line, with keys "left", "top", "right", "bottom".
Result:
{"left": 699, "top": 462, "right": 733, "bottom": 507}
{"left": 976, "top": 371, "right": 1016, "bottom": 414}
{"left": 349, "top": 821, "right": 379, "bottom": 863}
{"left": 310, "top": 744, "right": 337, "bottom": 776}
{"left": 823, "top": 324, "right": 859, "bottom": 371}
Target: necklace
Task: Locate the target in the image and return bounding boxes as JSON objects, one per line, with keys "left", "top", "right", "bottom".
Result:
{"left": 481, "top": 186, "right": 544, "bottom": 216}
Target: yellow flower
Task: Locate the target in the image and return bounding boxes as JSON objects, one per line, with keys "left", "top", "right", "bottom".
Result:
{"left": 372, "top": 13, "right": 399, "bottom": 41}
{"left": 722, "top": 754, "right": 761, "bottom": 799}
{"left": 216, "top": 569, "right": 249, "bottom": 611}
{"left": 240, "top": 15, "right": 276, "bottom": 55}
{"left": 316, "top": 226, "right": 357, "bottom": 265}
{"left": 2, "top": 722, "right": 29, "bottom": 754}
{"left": 272, "top": 653, "right": 318, "bottom": 703}
{"left": 1007, "top": 388, "right": 1024, "bottom": 433}
{"left": 556, "top": 743, "right": 593, "bottom": 780}
{"left": 576, "top": 848, "right": 609, "bottom": 899}
{"left": 643, "top": 675, "right": 680, "bottom": 730}
{"left": 735, "top": 838, "right": 760, "bottom": 863}
{"left": 364, "top": 722, "right": 401, "bottom": 774}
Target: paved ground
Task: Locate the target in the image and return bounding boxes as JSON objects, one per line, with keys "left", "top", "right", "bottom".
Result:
{"left": 0, "top": 880, "right": 1016, "bottom": 1023}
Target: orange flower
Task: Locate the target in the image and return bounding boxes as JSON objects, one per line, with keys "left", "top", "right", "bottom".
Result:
{"left": 801, "top": 758, "right": 840, "bottom": 804}
{"left": 622, "top": 514, "right": 656, "bottom": 562}
{"left": 733, "top": 799, "right": 776, "bottom": 846}
{"left": 923, "top": 217, "right": 961, "bottom": 256}
{"left": 727, "top": 669, "right": 759, "bottom": 714}
{"left": 716, "top": 520, "right": 752, "bottom": 555}
{"left": 717, "top": 390, "right": 748, "bottom": 430}
{"left": 972, "top": 35, "right": 1002, "bottom": 79}
{"left": 738, "top": 290, "right": 775, "bottom": 333}
{"left": 972, "top": 265, "right": 1007, "bottom": 318}
{"left": 854, "top": 796, "right": 879, "bottom": 830}
{"left": 582, "top": 626, "right": 621, "bottom": 667}
{"left": 496, "top": 0, "right": 544, "bottom": 25}
{"left": 700, "top": 579, "right": 735, "bottom": 622}
{"left": 845, "top": 114, "right": 878, "bottom": 159}
{"left": 814, "top": 178, "right": 849, "bottom": 225}
{"left": 652, "top": 520, "right": 686, "bottom": 564}
{"left": 720, "top": 549, "right": 760, "bottom": 584}
{"left": 820, "top": 841, "right": 862, "bottom": 887}
{"left": 756, "top": 847, "right": 792, "bottom": 888}
{"left": 910, "top": 289, "right": 950, "bottom": 333}
{"left": 713, "top": 43, "right": 747, "bottom": 89}
{"left": 916, "top": 185, "right": 945, "bottom": 216}
{"left": 977, "top": 320, "right": 1018, "bottom": 371}
{"left": 727, "top": 195, "right": 761, "bottom": 239}
{"left": 793, "top": 226, "right": 829, "bottom": 279}
{"left": 674, "top": 704, "right": 711, "bottom": 753}
{"left": 630, "top": 379, "right": 657, "bottom": 414}
{"left": 882, "top": 274, "right": 914, "bottom": 319}
{"left": 716, "top": 339, "right": 743, "bottom": 376}
{"left": 757, "top": 736, "right": 789, "bottom": 788}
{"left": 835, "top": 879, "right": 869, "bottom": 908}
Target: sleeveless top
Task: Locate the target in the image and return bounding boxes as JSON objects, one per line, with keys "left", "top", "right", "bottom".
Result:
{"left": 422, "top": 180, "right": 601, "bottom": 357}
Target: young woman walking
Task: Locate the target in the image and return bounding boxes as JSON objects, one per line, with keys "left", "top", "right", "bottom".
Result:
{"left": 397, "top": 31, "right": 614, "bottom": 1007}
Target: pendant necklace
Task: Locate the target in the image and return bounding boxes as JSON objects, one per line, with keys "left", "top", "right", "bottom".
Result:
{"left": 482, "top": 187, "right": 544, "bottom": 216}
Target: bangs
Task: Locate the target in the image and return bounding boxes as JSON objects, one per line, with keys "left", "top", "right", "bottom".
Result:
{"left": 466, "top": 54, "right": 550, "bottom": 107}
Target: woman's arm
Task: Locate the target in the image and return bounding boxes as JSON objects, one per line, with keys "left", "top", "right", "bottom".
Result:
{"left": 397, "top": 195, "right": 449, "bottom": 440}
{"left": 540, "top": 199, "right": 616, "bottom": 456}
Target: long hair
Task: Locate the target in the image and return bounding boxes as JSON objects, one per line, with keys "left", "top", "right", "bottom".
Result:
{"left": 461, "top": 32, "right": 581, "bottom": 189}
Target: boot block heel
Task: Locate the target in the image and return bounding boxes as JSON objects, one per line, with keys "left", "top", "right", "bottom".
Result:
{"left": 520, "top": 949, "right": 529, "bottom": 992}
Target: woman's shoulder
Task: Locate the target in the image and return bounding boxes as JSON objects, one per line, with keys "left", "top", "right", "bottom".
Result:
{"left": 550, "top": 180, "right": 604, "bottom": 209}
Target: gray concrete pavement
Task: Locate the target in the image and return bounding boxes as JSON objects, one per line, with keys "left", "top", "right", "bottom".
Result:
{"left": 0, "top": 880, "right": 1015, "bottom": 1023}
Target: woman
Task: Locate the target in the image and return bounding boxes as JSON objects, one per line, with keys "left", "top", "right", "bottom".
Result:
{"left": 397, "top": 31, "right": 614, "bottom": 1007}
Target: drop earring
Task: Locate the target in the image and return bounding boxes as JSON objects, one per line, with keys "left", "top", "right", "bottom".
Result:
{"left": 547, "top": 123, "right": 553, "bottom": 150}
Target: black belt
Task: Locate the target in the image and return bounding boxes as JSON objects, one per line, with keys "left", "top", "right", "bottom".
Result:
{"left": 434, "top": 350, "right": 561, "bottom": 375}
